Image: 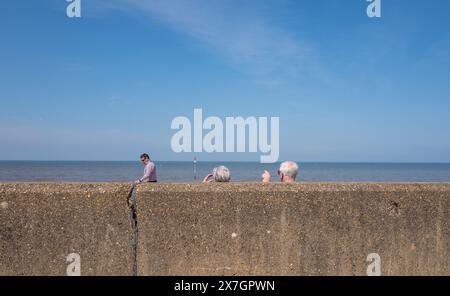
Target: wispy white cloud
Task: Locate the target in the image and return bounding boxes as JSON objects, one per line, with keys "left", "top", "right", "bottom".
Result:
{"left": 95, "top": 0, "right": 316, "bottom": 81}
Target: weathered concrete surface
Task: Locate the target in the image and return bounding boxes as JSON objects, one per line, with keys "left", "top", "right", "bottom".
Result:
{"left": 136, "top": 183, "right": 449, "bottom": 276}
{"left": 1, "top": 182, "right": 448, "bottom": 276}
{"left": 0, "top": 183, "right": 132, "bottom": 276}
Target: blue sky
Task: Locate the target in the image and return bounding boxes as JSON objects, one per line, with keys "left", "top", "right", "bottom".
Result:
{"left": 0, "top": 0, "right": 449, "bottom": 162}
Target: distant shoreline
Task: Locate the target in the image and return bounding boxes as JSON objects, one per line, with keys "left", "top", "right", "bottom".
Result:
{"left": 1, "top": 161, "right": 449, "bottom": 183}
{"left": 1, "top": 160, "right": 450, "bottom": 164}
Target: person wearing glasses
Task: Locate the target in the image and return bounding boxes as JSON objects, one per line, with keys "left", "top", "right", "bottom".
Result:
{"left": 136, "top": 153, "right": 157, "bottom": 183}
{"left": 262, "top": 161, "right": 298, "bottom": 183}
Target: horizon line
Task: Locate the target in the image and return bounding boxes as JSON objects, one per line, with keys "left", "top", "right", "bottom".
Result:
{"left": 1, "top": 160, "right": 450, "bottom": 164}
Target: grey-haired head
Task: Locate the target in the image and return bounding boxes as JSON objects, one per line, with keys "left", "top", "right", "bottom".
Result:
{"left": 278, "top": 161, "right": 298, "bottom": 183}
{"left": 213, "top": 165, "right": 231, "bottom": 182}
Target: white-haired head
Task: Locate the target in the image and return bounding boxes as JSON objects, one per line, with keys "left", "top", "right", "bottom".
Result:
{"left": 213, "top": 165, "right": 231, "bottom": 182}
{"left": 279, "top": 161, "right": 299, "bottom": 182}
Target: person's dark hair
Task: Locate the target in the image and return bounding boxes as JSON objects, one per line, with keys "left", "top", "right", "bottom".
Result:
{"left": 140, "top": 153, "right": 150, "bottom": 160}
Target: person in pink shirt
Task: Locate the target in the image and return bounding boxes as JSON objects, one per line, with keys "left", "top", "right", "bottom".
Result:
{"left": 136, "top": 153, "right": 157, "bottom": 183}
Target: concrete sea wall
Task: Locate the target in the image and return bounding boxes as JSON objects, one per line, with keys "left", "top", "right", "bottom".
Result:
{"left": 1, "top": 183, "right": 448, "bottom": 275}
{"left": 0, "top": 183, "right": 133, "bottom": 276}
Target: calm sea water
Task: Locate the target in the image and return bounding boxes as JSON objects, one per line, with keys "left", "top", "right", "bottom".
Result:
{"left": 0, "top": 161, "right": 449, "bottom": 182}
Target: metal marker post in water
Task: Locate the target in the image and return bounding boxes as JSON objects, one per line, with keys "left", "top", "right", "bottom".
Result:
{"left": 193, "top": 156, "right": 198, "bottom": 181}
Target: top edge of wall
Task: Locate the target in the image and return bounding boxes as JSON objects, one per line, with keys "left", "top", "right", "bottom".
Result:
{"left": 0, "top": 182, "right": 449, "bottom": 194}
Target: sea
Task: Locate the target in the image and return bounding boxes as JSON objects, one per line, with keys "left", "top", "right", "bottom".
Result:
{"left": 0, "top": 161, "right": 449, "bottom": 183}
